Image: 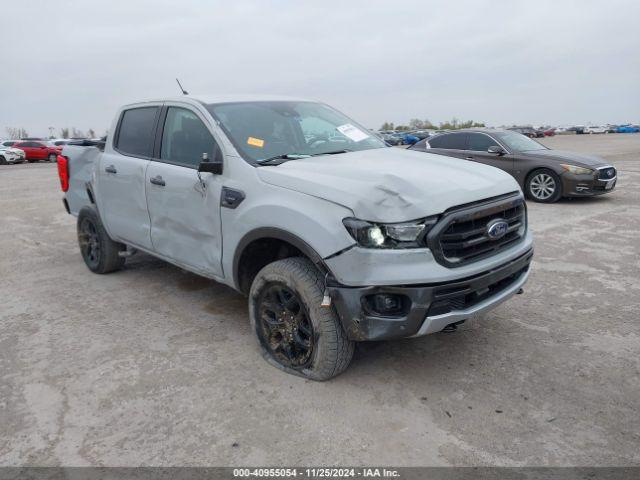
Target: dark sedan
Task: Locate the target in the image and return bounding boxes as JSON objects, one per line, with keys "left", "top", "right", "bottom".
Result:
{"left": 409, "top": 129, "right": 617, "bottom": 203}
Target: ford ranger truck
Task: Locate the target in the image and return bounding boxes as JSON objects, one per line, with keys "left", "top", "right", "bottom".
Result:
{"left": 57, "top": 95, "right": 533, "bottom": 380}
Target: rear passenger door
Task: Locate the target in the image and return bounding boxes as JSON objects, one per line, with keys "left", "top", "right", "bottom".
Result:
{"left": 145, "top": 105, "right": 224, "bottom": 278}
{"left": 465, "top": 133, "right": 514, "bottom": 175}
{"left": 32, "top": 142, "right": 49, "bottom": 160}
{"left": 98, "top": 105, "right": 160, "bottom": 250}
{"left": 425, "top": 132, "right": 469, "bottom": 159}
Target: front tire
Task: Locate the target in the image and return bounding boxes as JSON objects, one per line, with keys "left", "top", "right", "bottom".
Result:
{"left": 526, "top": 169, "right": 562, "bottom": 203}
{"left": 77, "top": 206, "right": 125, "bottom": 274}
{"left": 249, "top": 257, "right": 354, "bottom": 381}
{"left": 0, "top": 156, "right": 6, "bottom": 165}
{"left": 48, "top": 153, "right": 57, "bottom": 162}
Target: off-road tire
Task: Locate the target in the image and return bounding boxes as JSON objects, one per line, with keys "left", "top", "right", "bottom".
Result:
{"left": 77, "top": 206, "right": 125, "bottom": 274}
{"left": 525, "top": 168, "right": 562, "bottom": 203}
{"left": 249, "top": 257, "right": 354, "bottom": 381}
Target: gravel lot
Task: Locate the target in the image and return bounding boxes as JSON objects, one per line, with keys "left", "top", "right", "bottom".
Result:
{"left": 1, "top": 134, "right": 639, "bottom": 466}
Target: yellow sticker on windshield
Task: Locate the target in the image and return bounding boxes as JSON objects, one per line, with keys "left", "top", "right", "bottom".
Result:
{"left": 247, "top": 137, "right": 265, "bottom": 148}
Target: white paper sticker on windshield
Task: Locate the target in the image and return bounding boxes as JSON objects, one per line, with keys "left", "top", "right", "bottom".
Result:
{"left": 336, "top": 123, "right": 369, "bottom": 142}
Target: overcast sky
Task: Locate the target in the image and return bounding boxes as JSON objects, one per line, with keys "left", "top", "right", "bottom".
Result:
{"left": 1, "top": 0, "right": 639, "bottom": 137}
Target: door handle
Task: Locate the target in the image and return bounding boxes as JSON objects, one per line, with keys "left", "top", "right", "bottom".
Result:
{"left": 150, "top": 175, "right": 165, "bottom": 186}
{"left": 105, "top": 165, "right": 117, "bottom": 174}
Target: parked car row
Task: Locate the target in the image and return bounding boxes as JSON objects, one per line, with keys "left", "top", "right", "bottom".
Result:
{"left": 0, "top": 138, "right": 95, "bottom": 164}
{"left": 402, "top": 124, "right": 640, "bottom": 141}
{"left": 378, "top": 129, "right": 446, "bottom": 145}
{"left": 552, "top": 124, "right": 639, "bottom": 135}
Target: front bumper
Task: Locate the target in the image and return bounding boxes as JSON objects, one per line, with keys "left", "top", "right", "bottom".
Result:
{"left": 328, "top": 249, "right": 533, "bottom": 341}
{"left": 2, "top": 152, "right": 24, "bottom": 163}
{"left": 561, "top": 168, "right": 617, "bottom": 197}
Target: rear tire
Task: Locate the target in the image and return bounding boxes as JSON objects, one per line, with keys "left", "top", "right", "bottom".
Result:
{"left": 525, "top": 169, "right": 562, "bottom": 203}
{"left": 77, "top": 206, "right": 125, "bottom": 274}
{"left": 249, "top": 257, "right": 354, "bottom": 381}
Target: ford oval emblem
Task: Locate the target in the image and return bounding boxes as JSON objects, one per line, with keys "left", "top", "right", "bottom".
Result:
{"left": 486, "top": 219, "right": 509, "bottom": 240}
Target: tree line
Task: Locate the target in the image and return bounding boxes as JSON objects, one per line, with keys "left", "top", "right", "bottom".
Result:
{"left": 380, "top": 118, "right": 485, "bottom": 131}
{"left": 5, "top": 126, "right": 98, "bottom": 139}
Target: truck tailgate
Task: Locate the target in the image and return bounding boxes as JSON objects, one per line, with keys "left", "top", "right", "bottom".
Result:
{"left": 61, "top": 145, "right": 101, "bottom": 216}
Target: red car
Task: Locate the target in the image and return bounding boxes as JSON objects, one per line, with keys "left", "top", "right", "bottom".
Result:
{"left": 12, "top": 141, "right": 59, "bottom": 162}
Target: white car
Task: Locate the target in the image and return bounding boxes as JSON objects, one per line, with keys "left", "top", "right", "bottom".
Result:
{"left": 584, "top": 125, "right": 607, "bottom": 134}
{"left": 0, "top": 145, "right": 26, "bottom": 164}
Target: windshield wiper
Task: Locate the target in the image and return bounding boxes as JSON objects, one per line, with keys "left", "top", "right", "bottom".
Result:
{"left": 256, "top": 153, "right": 311, "bottom": 165}
{"left": 256, "top": 149, "right": 352, "bottom": 166}
{"left": 310, "top": 149, "right": 352, "bottom": 156}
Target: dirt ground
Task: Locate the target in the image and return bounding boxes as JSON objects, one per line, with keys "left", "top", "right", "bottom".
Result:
{"left": 1, "top": 134, "right": 638, "bottom": 466}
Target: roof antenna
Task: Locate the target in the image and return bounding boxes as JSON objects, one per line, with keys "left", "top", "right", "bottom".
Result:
{"left": 176, "top": 78, "right": 189, "bottom": 95}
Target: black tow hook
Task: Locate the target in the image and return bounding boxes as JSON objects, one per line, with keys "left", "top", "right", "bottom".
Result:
{"left": 516, "top": 288, "right": 524, "bottom": 295}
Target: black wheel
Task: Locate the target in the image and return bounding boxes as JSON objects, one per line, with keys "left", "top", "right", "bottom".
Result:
{"left": 77, "top": 206, "right": 125, "bottom": 274}
{"left": 249, "top": 257, "right": 354, "bottom": 381}
{"left": 525, "top": 169, "right": 562, "bottom": 203}
{"left": 48, "top": 153, "right": 57, "bottom": 162}
{"left": 0, "top": 156, "right": 6, "bottom": 165}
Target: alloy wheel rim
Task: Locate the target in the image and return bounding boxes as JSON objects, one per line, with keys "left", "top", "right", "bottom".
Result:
{"left": 79, "top": 219, "right": 101, "bottom": 267}
{"left": 257, "top": 283, "right": 314, "bottom": 369}
{"left": 530, "top": 173, "right": 556, "bottom": 200}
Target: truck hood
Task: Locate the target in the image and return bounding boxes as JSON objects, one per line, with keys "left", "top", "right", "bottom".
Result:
{"left": 522, "top": 149, "right": 610, "bottom": 168}
{"left": 256, "top": 148, "right": 520, "bottom": 223}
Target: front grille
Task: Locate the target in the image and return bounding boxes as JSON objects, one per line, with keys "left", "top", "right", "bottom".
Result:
{"left": 428, "top": 194, "right": 526, "bottom": 267}
{"left": 598, "top": 167, "right": 616, "bottom": 180}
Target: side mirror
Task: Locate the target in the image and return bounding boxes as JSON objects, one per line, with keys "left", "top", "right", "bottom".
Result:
{"left": 488, "top": 145, "right": 506, "bottom": 156}
{"left": 198, "top": 150, "right": 223, "bottom": 175}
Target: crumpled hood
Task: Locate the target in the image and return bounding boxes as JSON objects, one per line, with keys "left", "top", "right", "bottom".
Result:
{"left": 523, "top": 149, "right": 610, "bottom": 168}
{"left": 257, "top": 148, "right": 520, "bottom": 223}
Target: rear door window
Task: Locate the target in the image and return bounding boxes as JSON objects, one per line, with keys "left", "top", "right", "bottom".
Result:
{"left": 467, "top": 133, "right": 499, "bottom": 152}
{"left": 428, "top": 133, "right": 467, "bottom": 149}
{"left": 115, "top": 107, "right": 159, "bottom": 157}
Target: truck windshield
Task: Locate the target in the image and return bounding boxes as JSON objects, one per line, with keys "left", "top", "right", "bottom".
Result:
{"left": 206, "top": 101, "right": 386, "bottom": 163}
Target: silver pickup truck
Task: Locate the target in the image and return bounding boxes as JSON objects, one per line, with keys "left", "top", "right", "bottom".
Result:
{"left": 58, "top": 95, "right": 533, "bottom": 380}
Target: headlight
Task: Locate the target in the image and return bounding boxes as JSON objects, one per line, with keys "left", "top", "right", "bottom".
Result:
{"left": 560, "top": 164, "right": 593, "bottom": 175}
{"left": 342, "top": 216, "right": 438, "bottom": 248}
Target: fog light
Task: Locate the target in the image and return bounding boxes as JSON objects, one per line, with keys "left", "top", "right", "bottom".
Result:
{"left": 363, "top": 293, "right": 408, "bottom": 317}
{"left": 375, "top": 294, "right": 400, "bottom": 312}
